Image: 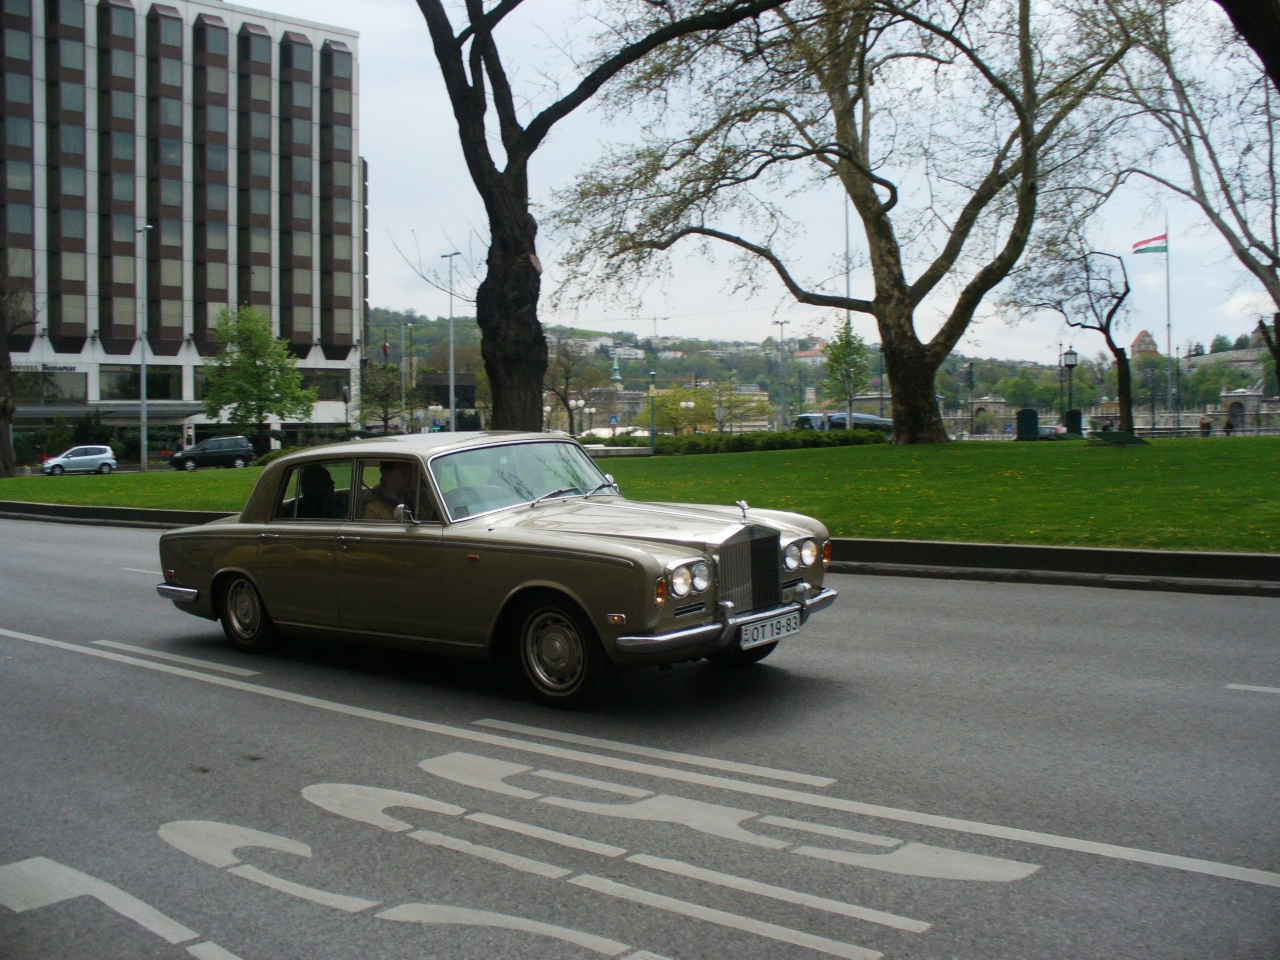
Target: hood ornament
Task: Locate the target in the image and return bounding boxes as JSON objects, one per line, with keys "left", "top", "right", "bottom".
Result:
{"left": 736, "top": 500, "right": 749, "bottom": 521}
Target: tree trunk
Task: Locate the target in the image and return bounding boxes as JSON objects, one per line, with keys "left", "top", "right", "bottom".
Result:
{"left": 476, "top": 215, "right": 547, "bottom": 432}
{"left": 0, "top": 389, "right": 15, "bottom": 478}
{"left": 1114, "top": 347, "right": 1134, "bottom": 434}
{"left": 881, "top": 323, "right": 949, "bottom": 443}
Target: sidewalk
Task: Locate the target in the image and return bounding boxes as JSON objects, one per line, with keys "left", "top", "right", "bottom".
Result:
{"left": 2, "top": 499, "right": 1277, "bottom": 598}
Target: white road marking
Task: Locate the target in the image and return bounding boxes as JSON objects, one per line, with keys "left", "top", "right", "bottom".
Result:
{"left": 376, "top": 902, "right": 634, "bottom": 956}
{"left": 1226, "top": 684, "right": 1280, "bottom": 694}
{"left": 120, "top": 567, "right": 163, "bottom": 576}
{"left": 795, "top": 842, "right": 1041, "bottom": 882}
{"left": 7, "top": 628, "right": 1277, "bottom": 889}
{"left": 227, "top": 864, "right": 378, "bottom": 913}
{"left": 540, "top": 792, "right": 790, "bottom": 850}
{"left": 626, "top": 854, "right": 930, "bottom": 933}
{"left": 159, "top": 820, "right": 311, "bottom": 869}
{"left": 466, "top": 812, "right": 628, "bottom": 858}
{"left": 0, "top": 857, "right": 199, "bottom": 944}
{"left": 93, "top": 641, "right": 259, "bottom": 676}
{"left": 569, "top": 874, "right": 882, "bottom": 960}
{"left": 419, "top": 752, "right": 540, "bottom": 798}
{"left": 301, "top": 783, "right": 465, "bottom": 832}
{"left": 187, "top": 944, "right": 247, "bottom": 960}
{"left": 759, "top": 815, "right": 901, "bottom": 848}
{"left": 477, "top": 718, "right": 837, "bottom": 787}
{"left": 408, "top": 828, "right": 572, "bottom": 879}
{"left": 532, "top": 768, "right": 654, "bottom": 798}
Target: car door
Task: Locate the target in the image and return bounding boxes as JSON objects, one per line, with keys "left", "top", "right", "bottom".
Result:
{"left": 251, "top": 459, "right": 353, "bottom": 630}
{"left": 337, "top": 458, "right": 444, "bottom": 642}
{"left": 64, "top": 447, "right": 92, "bottom": 472}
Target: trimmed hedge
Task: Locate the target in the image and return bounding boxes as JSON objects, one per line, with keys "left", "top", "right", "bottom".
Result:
{"left": 595, "top": 429, "right": 887, "bottom": 456}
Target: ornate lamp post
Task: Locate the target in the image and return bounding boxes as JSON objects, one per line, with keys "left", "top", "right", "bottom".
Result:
{"left": 136, "top": 222, "right": 152, "bottom": 470}
{"left": 1063, "top": 345, "right": 1078, "bottom": 411}
{"left": 648, "top": 372, "right": 657, "bottom": 454}
{"left": 441, "top": 252, "right": 461, "bottom": 431}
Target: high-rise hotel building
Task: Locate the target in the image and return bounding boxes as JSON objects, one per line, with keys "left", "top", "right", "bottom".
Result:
{"left": 4, "top": 0, "right": 365, "bottom": 444}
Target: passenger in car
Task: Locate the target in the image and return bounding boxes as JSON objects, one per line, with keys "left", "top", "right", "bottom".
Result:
{"left": 359, "top": 461, "right": 414, "bottom": 520}
{"left": 297, "top": 465, "right": 344, "bottom": 519}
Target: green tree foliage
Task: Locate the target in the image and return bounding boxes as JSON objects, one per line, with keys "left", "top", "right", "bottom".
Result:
{"left": 359, "top": 362, "right": 405, "bottom": 435}
{"left": 821, "top": 320, "right": 871, "bottom": 420}
{"left": 1209, "top": 334, "right": 1234, "bottom": 353}
{"left": 202, "top": 307, "right": 316, "bottom": 448}
{"left": 1181, "top": 358, "right": 1254, "bottom": 405}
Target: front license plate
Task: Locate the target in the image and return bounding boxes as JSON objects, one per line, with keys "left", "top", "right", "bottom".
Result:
{"left": 740, "top": 611, "right": 801, "bottom": 649}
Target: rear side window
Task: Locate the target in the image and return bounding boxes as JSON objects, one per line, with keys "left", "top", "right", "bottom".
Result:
{"left": 273, "top": 460, "right": 353, "bottom": 521}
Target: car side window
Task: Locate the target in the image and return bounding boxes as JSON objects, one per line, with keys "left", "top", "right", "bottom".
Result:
{"left": 356, "top": 459, "right": 420, "bottom": 522}
{"left": 273, "top": 460, "right": 352, "bottom": 521}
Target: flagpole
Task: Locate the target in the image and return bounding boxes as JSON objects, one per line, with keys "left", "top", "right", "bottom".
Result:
{"left": 1165, "top": 212, "right": 1172, "bottom": 425}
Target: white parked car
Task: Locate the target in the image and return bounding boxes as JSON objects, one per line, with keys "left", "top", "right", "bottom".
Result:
{"left": 41, "top": 445, "right": 117, "bottom": 475}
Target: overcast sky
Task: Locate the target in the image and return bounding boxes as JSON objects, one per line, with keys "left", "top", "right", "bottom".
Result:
{"left": 255, "top": 0, "right": 1273, "bottom": 364}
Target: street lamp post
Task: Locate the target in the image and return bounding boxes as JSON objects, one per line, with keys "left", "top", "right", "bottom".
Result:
{"left": 400, "top": 321, "right": 407, "bottom": 431}
{"left": 570, "top": 397, "right": 585, "bottom": 435}
{"left": 679, "top": 399, "right": 694, "bottom": 433}
{"left": 773, "top": 319, "right": 788, "bottom": 430}
{"left": 136, "top": 222, "right": 152, "bottom": 470}
{"left": 441, "top": 251, "right": 461, "bottom": 431}
{"left": 586, "top": 406, "right": 596, "bottom": 432}
{"left": 1063, "top": 345, "right": 1078, "bottom": 412}
{"left": 542, "top": 404, "right": 551, "bottom": 431}
{"left": 648, "top": 372, "right": 657, "bottom": 454}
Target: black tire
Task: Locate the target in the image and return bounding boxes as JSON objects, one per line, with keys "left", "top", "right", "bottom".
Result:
{"left": 183, "top": 458, "right": 197, "bottom": 472}
{"left": 516, "top": 598, "right": 613, "bottom": 708}
{"left": 231, "top": 456, "right": 247, "bottom": 468}
{"left": 98, "top": 463, "right": 112, "bottom": 474}
{"left": 50, "top": 465, "right": 64, "bottom": 476}
{"left": 709, "top": 641, "right": 779, "bottom": 667}
{"left": 219, "top": 576, "right": 279, "bottom": 654}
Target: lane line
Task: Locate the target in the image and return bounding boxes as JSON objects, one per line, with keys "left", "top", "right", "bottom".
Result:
{"left": 187, "top": 944, "right": 246, "bottom": 960}
{"left": 226, "top": 864, "right": 378, "bottom": 913}
{"left": 1225, "top": 684, "right": 1280, "bottom": 695}
{"left": 121, "top": 567, "right": 163, "bottom": 577}
{"left": 759, "top": 815, "right": 900, "bottom": 849}
{"left": 465, "top": 812, "right": 628, "bottom": 858}
{"left": 532, "top": 768, "right": 653, "bottom": 798}
{"left": 408, "top": 828, "right": 572, "bottom": 879}
{"left": 569, "top": 874, "right": 881, "bottom": 960}
{"left": 476, "top": 718, "right": 837, "bottom": 787}
{"left": 93, "top": 641, "right": 259, "bottom": 676}
{"left": 5, "top": 627, "right": 1277, "bottom": 890}
{"left": 626, "top": 854, "right": 929, "bottom": 933}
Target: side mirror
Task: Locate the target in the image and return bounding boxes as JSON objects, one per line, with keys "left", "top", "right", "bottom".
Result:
{"left": 393, "top": 504, "right": 417, "bottom": 524}
{"left": 605, "top": 473, "right": 619, "bottom": 493}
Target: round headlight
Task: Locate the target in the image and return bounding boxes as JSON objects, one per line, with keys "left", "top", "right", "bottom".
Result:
{"left": 691, "top": 561, "right": 711, "bottom": 593}
{"left": 784, "top": 543, "right": 801, "bottom": 570}
{"left": 670, "top": 565, "right": 692, "bottom": 598}
{"left": 800, "top": 539, "right": 819, "bottom": 567}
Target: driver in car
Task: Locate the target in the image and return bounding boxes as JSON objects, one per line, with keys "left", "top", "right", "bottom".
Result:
{"left": 359, "top": 461, "right": 415, "bottom": 521}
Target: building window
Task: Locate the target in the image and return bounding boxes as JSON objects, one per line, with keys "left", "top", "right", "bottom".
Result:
{"left": 288, "top": 119, "right": 312, "bottom": 146}
{"left": 325, "top": 124, "right": 352, "bottom": 152}
{"left": 330, "top": 272, "right": 352, "bottom": 297}
{"left": 329, "top": 197, "right": 352, "bottom": 224}
{"left": 283, "top": 42, "right": 311, "bottom": 70}
{"left": 156, "top": 178, "right": 182, "bottom": 206}
{"left": 57, "top": 0, "right": 84, "bottom": 29}
{"left": 248, "top": 111, "right": 270, "bottom": 140}
{"left": 3, "top": 0, "right": 31, "bottom": 16}
{"left": 199, "top": 25, "right": 227, "bottom": 56}
{"left": 8, "top": 247, "right": 34, "bottom": 277}
{"left": 199, "top": 104, "right": 227, "bottom": 134}
{"left": 110, "top": 48, "right": 134, "bottom": 79}
{"left": 58, "top": 40, "right": 85, "bottom": 71}
{"left": 203, "top": 261, "right": 227, "bottom": 288}
{"left": 248, "top": 225, "right": 270, "bottom": 254}
{"left": 158, "top": 258, "right": 181, "bottom": 287}
{"left": 111, "top": 297, "right": 134, "bottom": 328}
{"left": 323, "top": 87, "right": 351, "bottom": 115}
{"left": 4, "top": 30, "right": 32, "bottom": 62}
{"left": 247, "top": 33, "right": 270, "bottom": 64}
{"left": 158, "top": 217, "right": 181, "bottom": 246}
{"left": 156, "top": 96, "right": 182, "bottom": 126}
{"left": 100, "top": 365, "right": 139, "bottom": 400}
{"left": 110, "top": 130, "right": 135, "bottom": 161}
{"left": 198, "top": 65, "right": 227, "bottom": 95}
{"left": 204, "top": 222, "right": 228, "bottom": 250}
{"left": 109, "top": 213, "right": 134, "bottom": 243}
{"left": 109, "top": 256, "right": 135, "bottom": 284}
{"left": 109, "top": 89, "right": 135, "bottom": 121}
{"left": 4, "top": 159, "right": 33, "bottom": 191}
{"left": 158, "top": 57, "right": 181, "bottom": 87}
{"left": 327, "top": 233, "right": 352, "bottom": 261}
{"left": 58, "top": 251, "right": 86, "bottom": 281}
{"left": 324, "top": 160, "right": 350, "bottom": 189}
{"left": 5, "top": 203, "right": 34, "bottom": 234}
{"left": 110, "top": 7, "right": 134, "bottom": 39}
{"left": 56, "top": 81, "right": 85, "bottom": 112}
{"left": 248, "top": 73, "right": 270, "bottom": 102}
{"left": 330, "top": 50, "right": 351, "bottom": 79}
{"left": 249, "top": 187, "right": 270, "bottom": 216}
{"left": 288, "top": 80, "right": 311, "bottom": 110}
{"left": 153, "top": 137, "right": 181, "bottom": 166}
{"left": 289, "top": 268, "right": 311, "bottom": 294}
{"left": 289, "top": 231, "right": 312, "bottom": 258}
{"left": 330, "top": 306, "right": 352, "bottom": 337}
{"left": 4, "top": 71, "right": 33, "bottom": 104}
{"left": 59, "top": 165, "right": 85, "bottom": 196}
{"left": 108, "top": 171, "right": 135, "bottom": 201}
{"left": 158, "top": 17, "right": 181, "bottom": 47}
{"left": 4, "top": 116, "right": 32, "bottom": 148}
{"left": 204, "top": 182, "right": 228, "bottom": 212}
{"left": 60, "top": 207, "right": 86, "bottom": 238}
{"left": 291, "top": 154, "right": 311, "bottom": 183}
{"left": 58, "top": 124, "right": 85, "bottom": 154}
{"left": 248, "top": 264, "right": 270, "bottom": 292}
{"left": 247, "top": 148, "right": 270, "bottom": 177}
{"left": 199, "top": 143, "right": 228, "bottom": 172}
{"left": 287, "top": 192, "right": 311, "bottom": 221}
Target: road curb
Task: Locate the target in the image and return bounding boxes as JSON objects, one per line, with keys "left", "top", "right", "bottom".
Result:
{"left": 4, "top": 500, "right": 1278, "bottom": 597}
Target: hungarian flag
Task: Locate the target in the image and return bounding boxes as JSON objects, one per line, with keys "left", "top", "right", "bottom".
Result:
{"left": 1132, "top": 234, "right": 1168, "bottom": 254}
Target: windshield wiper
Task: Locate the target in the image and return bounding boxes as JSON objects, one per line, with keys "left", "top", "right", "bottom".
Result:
{"left": 529, "top": 486, "right": 579, "bottom": 508}
{"left": 584, "top": 480, "right": 617, "bottom": 498}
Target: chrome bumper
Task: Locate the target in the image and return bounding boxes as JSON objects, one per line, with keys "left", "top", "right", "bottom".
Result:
{"left": 615, "top": 583, "right": 838, "bottom": 654}
{"left": 156, "top": 583, "right": 199, "bottom": 604}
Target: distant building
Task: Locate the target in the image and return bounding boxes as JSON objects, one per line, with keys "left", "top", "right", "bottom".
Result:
{"left": 1131, "top": 331, "right": 1161, "bottom": 357}
{"left": 610, "top": 344, "right": 645, "bottom": 361}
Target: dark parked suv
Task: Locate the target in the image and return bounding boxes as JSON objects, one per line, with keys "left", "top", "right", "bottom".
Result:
{"left": 169, "top": 436, "right": 255, "bottom": 471}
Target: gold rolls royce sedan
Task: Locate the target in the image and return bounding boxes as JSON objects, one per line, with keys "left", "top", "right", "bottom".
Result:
{"left": 156, "top": 432, "right": 837, "bottom": 707}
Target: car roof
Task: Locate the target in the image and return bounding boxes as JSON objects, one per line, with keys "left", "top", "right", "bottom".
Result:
{"left": 273, "top": 431, "right": 571, "bottom": 466}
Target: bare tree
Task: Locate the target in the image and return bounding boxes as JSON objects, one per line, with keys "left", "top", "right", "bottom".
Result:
{"left": 544, "top": 337, "right": 609, "bottom": 434}
{"left": 1117, "top": 1, "right": 1279, "bottom": 316}
{"left": 0, "top": 236, "right": 37, "bottom": 478}
{"left": 360, "top": 362, "right": 405, "bottom": 435}
{"left": 553, "top": 0, "right": 1132, "bottom": 442}
{"left": 1002, "top": 234, "right": 1136, "bottom": 432}
{"left": 413, "top": 0, "right": 793, "bottom": 431}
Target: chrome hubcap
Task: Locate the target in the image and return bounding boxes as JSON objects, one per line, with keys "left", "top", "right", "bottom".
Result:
{"left": 227, "top": 582, "right": 260, "bottom": 639}
{"left": 524, "top": 612, "right": 584, "bottom": 692}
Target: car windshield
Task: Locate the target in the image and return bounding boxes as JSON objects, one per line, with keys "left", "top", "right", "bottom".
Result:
{"left": 429, "top": 440, "right": 610, "bottom": 520}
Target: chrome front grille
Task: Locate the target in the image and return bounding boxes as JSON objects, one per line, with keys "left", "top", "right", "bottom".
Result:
{"left": 719, "top": 526, "right": 781, "bottom": 613}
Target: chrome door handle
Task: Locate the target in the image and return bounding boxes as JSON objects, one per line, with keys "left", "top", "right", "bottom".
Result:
{"left": 259, "top": 533, "right": 280, "bottom": 539}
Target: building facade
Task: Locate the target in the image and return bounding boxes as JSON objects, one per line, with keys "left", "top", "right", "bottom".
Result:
{"left": 3, "top": 0, "right": 364, "bottom": 447}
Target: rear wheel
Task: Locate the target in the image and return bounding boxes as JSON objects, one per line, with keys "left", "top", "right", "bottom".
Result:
{"left": 516, "top": 599, "right": 613, "bottom": 708}
{"left": 98, "top": 463, "right": 113, "bottom": 474}
{"left": 709, "top": 640, "right": 778, "bottom": 666}
{"left": 219, "top": 576, "right": 278, "bottom": 654}
{"left": 183, "top": 458, "right": 197, "bottom": 471}
{"left": 50, "top": 465, "right": 64, "bottom": 476}
{"left": 231, "top": 455, "right": 247, "bottom": 468}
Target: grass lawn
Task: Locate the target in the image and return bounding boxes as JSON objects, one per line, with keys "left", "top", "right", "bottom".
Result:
{"left": 2, "top": 436, "right": 1276, "bottom": 552}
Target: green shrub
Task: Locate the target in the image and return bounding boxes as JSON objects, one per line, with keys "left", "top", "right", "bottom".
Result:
{"left": 638, "top": 429, "right": 887, "bottom": 456}
{"left": 255, "top": 446, "right": 303, "bottom": 466}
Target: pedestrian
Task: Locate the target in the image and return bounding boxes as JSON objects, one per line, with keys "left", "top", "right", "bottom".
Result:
{"left": 1224, "top": 419, "right": 1235, "bottom": 436}
{"left": 1101, "top": 420, "right": 1113, "bottom": 432}
{"left": 1199, "top": 417, "right": 1211, "bottom": 437}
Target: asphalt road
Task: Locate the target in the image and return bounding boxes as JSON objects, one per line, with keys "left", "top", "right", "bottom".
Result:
{"left": 1, "top": 518, "right": 1277, "bottom": 960}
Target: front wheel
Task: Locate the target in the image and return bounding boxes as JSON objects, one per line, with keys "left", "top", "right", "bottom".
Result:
{"left": 517, "top": 600, "right": 613, "bottom": 708}
{"left": 183, "top": 458, "right": 197, "bottom": 472}
{"left": 98, "top": 463, "right": 113, "bottom": 474}
{"left": 50, "top": 465, "right": 64, "bottom": 476}
{"left": 231, "top": 456, "right": 247, "bottom": 468}
{"left": 219, "top": 576, "right": 278, "bottom": 654}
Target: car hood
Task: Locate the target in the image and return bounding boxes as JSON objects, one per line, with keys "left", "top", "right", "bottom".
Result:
{"left": 477, "top": 496, "right": 819, "bottom": 549}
